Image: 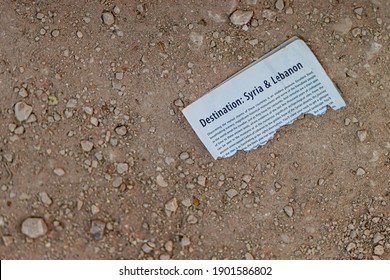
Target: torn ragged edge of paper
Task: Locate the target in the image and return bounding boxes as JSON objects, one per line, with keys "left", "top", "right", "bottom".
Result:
{"left": 182, "top": 37, "right": 346, "bottom": 160}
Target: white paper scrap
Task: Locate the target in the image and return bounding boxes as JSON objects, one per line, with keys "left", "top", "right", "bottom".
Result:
{"left": 182, "top": 37, "right": 346, "bottom": 160}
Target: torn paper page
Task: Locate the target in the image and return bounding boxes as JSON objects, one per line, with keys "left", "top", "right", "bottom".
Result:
{"left": 182, "top": 37, "right": 346, "bottom": 160}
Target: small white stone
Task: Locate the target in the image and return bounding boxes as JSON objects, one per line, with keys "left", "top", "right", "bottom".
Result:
{"left": 357, "top": 130, "right": 367, "bottom": 142}
{"left": 102, "top": 12, "right": 115, "bottom": 25}
{"left": 180, "top": 236, "right": 191, "bottom": 247}
{"left": 179, "top": 152, "right": 190, "bottom": 160}
{"left": 226, "top": 188, "right": 238, "bottom": 199}
{"left": 262, "top": 9, "right": 277, "bottom": 21}
{"left": 53, "top": 168, "right": 65, "bottom": 177}
{"left": 285, "top": 7, "right": 293, "bottom": 15}
{"left": 21, "top": 217, "right": 48, "bottom": 238}
{"left": 187, "top": 214, "right": 198, "bottom": 224}
{"left": 242, "top": 174, "right": 252, "bottom": 183}
{"left": 90, "top": 117, "right": 99, "bottom": 126}
{"left": 66, "top": 98, "right": 77, "bottom": 108}
{"left": 197, "top": 175, "right": 206, "bottom": 186}
{"left": 275, "top": 0, "right": 284, "bottom": 11}
{"left": 115, "top": 125, "right": 127, "bottom": 136}
{"left": 14, "top": 126, "right": 25, "bottom": 135}
{"left": 346, "top": 242, "right": 356, "bottom": 252}
{"left": 91, "top": 205, "right": 100, "bottom": 215}
{"left": 356, "top": 167, "right": 366, "bottom": 176}
{"left": 156, "top": 175, "right": 168, "bottom": 187}
{"left": 332, "top": 18, "right": 353, "bottom": 35}
{"left": 165, "top": 240, "right": 173, "bottom": 252}
{"left": 14, "top": 102, "right": 33, "bottom": 122}
{"left": 373, "top": 245, "right": 384, "bottom": 256}
{"left": 283, "top": 205, "right": 294, "bottom": 217}
{"left": 76, "top": 31, "right": 83, "bottom": 38}
{"left": 142, "top": 243, "right": 153, "bottom": 253}
{"left": 18, "top": 88, "right": 28, "bottom": 98}
{"left": 112, "top": 176, "right": 123, "bottom": 188}
{"left": 113, "top": 6, "right": 121, "bottom": 14}
{"left": 354, "top": 7, "right": 363, "bottom": 16}
{"left": 51, "top": 29, "right": 60, "bottom": 37}
{"left": 81, "top": 140, "right": 94, "bottom": 152}
{"left": 115, "top": 72, "right": 124, "bottom": 80}
{"left": 230, "top": 10, "right": 253, "bottom": 26}
{"left": 39, "top": 192, "right": 52, "bottom": 206}
{"left": 116, "top": 162, "right": 129, "bottom": 174}
{"left": 165, "top": 197, "right": 178, "bottom": 213}
{"left": 245, "top": 252, "right": 254, "bottom": 260}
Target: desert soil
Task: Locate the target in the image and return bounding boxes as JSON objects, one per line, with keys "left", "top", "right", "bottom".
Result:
{"left": 0, "top": 0, "right": 389, "bottom": 260}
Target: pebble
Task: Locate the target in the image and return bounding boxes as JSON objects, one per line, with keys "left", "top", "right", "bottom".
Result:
{"left": 187, "top": 214, "right": 198, "bottom": 224}
{"left": 179, "top": 152, "right": 190, "bottom": 160}
{"left": 373, "top": 245, "right": 384, "bottom": 256}
{"left": 356, "top": 167, "right": 366, "bottom": 176}
{"left": 346, "top": 242, "right": 356, "bottom": 252}
{"left": 115, "top": 72, "right": 124, "bottom": 80}
{"left": 197, "top": 175, "right": 206, "bottom": 186}
{"left": 274, "top": 182, "right": 282, "bottom": 190}
{"left": 283, "top": 205, "right": 294, "bottom": 217}
{"left": 226, "top": 188, "right": 238, "bottom": 199}
{"left": 90, "top": 220, "right": 105, "bottom": 240}
{"left": 80, "top": 140, "right": 94, "bottom": 152}
{"left": 115, "top": 125, "right": 127, "bottom": 136}
{"left": 285, "top": 7, "right": 294, "bottom": 15}
{"left": 357, "top": 130, "right": 367, "bottom": 142}
{"left": 180, "top": 236, "right": 191, "bottom": 247}
{"left": 248, "top": 39, "right": 258, "bottom": 46}
{"left": 18, "top": 88, "right": 28, "bottom": 98}
{"left": 142, "top": 243, "right": 153, "bottom": 253}
{"left": 332, "top": 18, "right": 353, "bottom": 35}
{"left": 112, "top": 176, "right": 123, "bottom": 188}
{"left": 66, "top": 98, "right": 77, "bottom": 108}
{"left": 53, "top": 168, "right": 65, "bottom": 176}
{"left": 262, "top": 9, "right": 276, "bottom": 21}
{"left": 14, "top": 126, "right": 25, "bottom": 135}
{"left": 102, "top": 12, "right": 115, "bottom": 25}
{"left": 76, "top": 31, "right": 83, "bottom": 38}
{"left": 165, "top": 240, "right": 173, "bottom": 252}
{"left": 113, "top": 6, "right": 121, "bottom": 14}
{"left": 51, "top": 30, "right": 60, "bottom": 37}
{"left": 91, "top": 204, "right": 100, "bottom": 215}
{"left": 165, "top": 197, "right": 178, "bottom": 213}
{"left": 14, "top": 101, "right": 33, "bottom": 122}
{"left": 245, "top": 252, "right": 254, "bottom": 260}
{"left": 21, "top": 217, "right": 48, "bottom": 238}
{"left": 354, "top": 7, "right": 363, "bottom": 16}
{"left": 116, "top": 163, "right": 128, "bottom": 174}
{"left": 373, "top": 233, "right": 384, "bottom": 244}
{"left": 242, "top": 174, "right": 252, "bottom": 183}
{"left": 317, "top": 178, "right": 325, "bottom": 186}
{"left": 156, "top": 174, "right": 168, "bottom": 187}
{"left": 39, "top": 192, "right": 52, "bottom": 206}
{"left": 275, "top": 0, "right": 285, "bottom": 11}
{"left": 230, "top": 10, "right": 253, "bottom": 26}
{"left": 2, "top": 236, "right": 13, "bottom": 247}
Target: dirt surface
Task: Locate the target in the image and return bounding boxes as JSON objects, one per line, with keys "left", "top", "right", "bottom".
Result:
{"left": 0, "top": 0, "right": 389, "bottom": 260}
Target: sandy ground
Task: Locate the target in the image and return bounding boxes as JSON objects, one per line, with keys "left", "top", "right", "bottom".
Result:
{"left": 0, "top": 0, "right": 389, "bottom": 260}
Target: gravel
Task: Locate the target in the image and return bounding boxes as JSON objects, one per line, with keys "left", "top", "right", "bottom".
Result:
{"left": 80, "top": 140, "right": 94, "bottom": 152}
{"left": 90, "top": 220, "right": 105, "bottom": 240}
{"left": 21, "top": 217, "right": 48, "bottom": 238}
{"left": 275, "top": 0, "right": 285, "bottom": 11}
{"left": 14, "top": 102, "right": 33, "bottom": 122}
{"left": 156, "top": 174, "right": 168, "bottom": 187}
{"left": 53, "top": 168, "right": 65, "bottom": 176}
{"left": 357, "top": 130, "right": 367, "bottom": 142}
{"left": 102, "top": 12, "right": 115, "bottom": 25}
{"left": 165, "top": 197, "right": 178, "bottom": 214}
{"left": 230, "top": 10, "right": 253, "bottom": 26}
{"left": 283, "top": 205, "right": 294, "bottom": 217}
